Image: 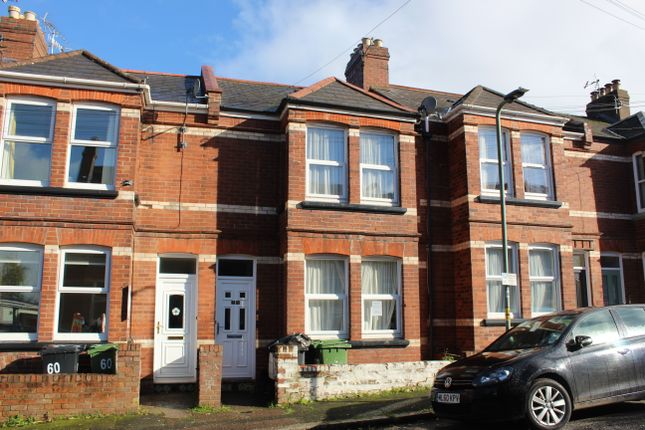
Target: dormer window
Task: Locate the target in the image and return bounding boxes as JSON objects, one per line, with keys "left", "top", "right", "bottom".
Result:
{"left": 306, "top": 126, "right": 347, "bottom": 202}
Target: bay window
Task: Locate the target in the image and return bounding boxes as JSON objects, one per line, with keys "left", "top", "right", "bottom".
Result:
{"left": 0, "top": 99, "right": 54, "bottom": 186}
{"left": 67, "top": 104, "right": 119, "bottom": 189}
{"left": 360, "top": 132, "right": 398, "bottom": 205}
{"left": 305, "top": 257, "right": 347, "bottom": 338}
{"left": 0, "top": 244, "right": 42, "bottom": 340}
{"left": 361, "top": 259, "right": 401, "bottom": 337}
{"left": 485, "top": 243, "right": 520, "bottom": 318}
{"left": 306, "top": 126, "right": 347, "bottom": 202}
{"left": 56, "top": 247, "right": 110, "bottom": 341}
{"left": 479, "top": 127, "right": 513, "bottom": 196}
{"left": 521, "top": 132, "right": 554, "bottom": 200}
{"left": 529, "top": 245, "right": 561, "bottom": 315}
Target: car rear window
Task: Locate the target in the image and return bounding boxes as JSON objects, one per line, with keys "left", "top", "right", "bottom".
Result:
{"left": 615, "top": 307, "right": 645, "bottom": 337}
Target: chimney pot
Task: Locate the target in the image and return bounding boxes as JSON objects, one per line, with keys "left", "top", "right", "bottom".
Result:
{"left": 361, "top": 37, "right": 372, "bottom": 49}
{"left": 598, "top": 87, "right": 605, "bottom": 96}
{"left": 373, "top": 38, "right": 383, "bottom": 47}
{"left": 24, "top": 11, "right": 36, "bottom": 21}
{"left": 590, "top": 91, "right": 598, "bottom": 101}
{"left": 8, "top": 5, "right": 20, "bottom": 19}
{"left": 612, "top": 79, "right": 621, "bottom": 91}
{"left": 604, "top": 83, "right": 613, "bottom": 93}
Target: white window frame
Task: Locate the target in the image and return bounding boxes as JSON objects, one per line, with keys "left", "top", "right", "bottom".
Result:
{"left": 632, "top": 152, "right": 645, "bottom": 213}
{"left": 0, "top": 98, "right": 55, "bottom": 187}
{"left": 65, "top": 103, "right": 120, "bottom": 190}
{"left": 359, "top": 130, "right": 399, "bottom": 206}
{"left": 528, "top": 244, "right": 561, "bottom": 316}
{"left": 54, "top": 246, "right": 110, "bottom": 342}
{"left": 0, "top": 243, "right": 43, "bottom": 341}
{"left": 479, "top": 126, "right": 513, "bottom": 196}
{"left": 361, "top": 257, "right": 402, "bottom": 339}
{"left": 484, "top": 242, "right": 520, "bottom": 319}
{"left": 521, "top": 132, "right": 554, "bottom": 201}
{"left": 305, "top": 125, "right": 348, "bottom": 203}
{"left": 304, "top": 255, "right": 348, "bottom": 339}
{"left": 600, "top": 252, "right": 626, "bottom": 305}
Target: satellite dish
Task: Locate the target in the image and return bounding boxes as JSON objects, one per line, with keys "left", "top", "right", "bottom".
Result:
{"left": 419, "top": 96, "right": 437, "bottom": 115}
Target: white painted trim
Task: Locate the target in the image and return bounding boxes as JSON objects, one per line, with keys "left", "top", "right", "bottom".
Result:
{"left": 444, "top": 103, "right": 569, "bottom": 126}
{"left": 305, "top": 124, "right": 348, "bottom": 203}
{"left": 282, "top": 103, "right": 416, "bottom": 123}
{"left": 221, "top": 111, "right": 279, "bottom": 122}
{"left": 0, "top": 70, "right": 145, "bottom": 93}
{"left": 359, "top": 129, "right": 399, "bottom": 206}
{"left": 479, "top": 126, "right": 513, "bottom": 197}
{"left": 304, "top": 256, "right": 349, "bottom": 339}
{"left": 520, "top": 131, "right": 554, "bottom": 201}
{"left": 528, "top": 244, "right": 561, "bottom": 316}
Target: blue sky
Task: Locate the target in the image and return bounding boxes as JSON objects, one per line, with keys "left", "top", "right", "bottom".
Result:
{"left": 12, "top": 0, "right": 645, "bottom": 114}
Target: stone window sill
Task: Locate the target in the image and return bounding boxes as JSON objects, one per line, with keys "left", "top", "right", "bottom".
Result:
{"left": 482, "top": 319, "right": 526, "bottom": 327}
{"left": 0, "top": 185, "right": 119, "bottom": 199}
{"left": 477, "top": 195, "right": 562, "bottom": 209}
{"left": 299, "top": 201, "right": 407, "bottom": 215}
{"left": 348, "top": 339, "right": 410, "bottom": 348}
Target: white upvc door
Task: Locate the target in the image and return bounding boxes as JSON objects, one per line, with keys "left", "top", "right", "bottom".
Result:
{"left": 216, "top": 277, "right": 256, "bottom": 379}
{"left": 153, "top": 273, "right": 197, "bottom": 383}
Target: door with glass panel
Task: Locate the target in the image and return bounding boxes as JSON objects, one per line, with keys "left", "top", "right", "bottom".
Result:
{"left": 574, "top": 252, "right": 591, "bottom": 307}
{"left": 216, "top": 258, "right": 255, "bottom": 379}
{"left": 153, "top": 256, "right": 197, "bottom": 383}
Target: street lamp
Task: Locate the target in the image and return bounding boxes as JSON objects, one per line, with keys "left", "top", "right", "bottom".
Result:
{"left": 496, "top": 87, "right": 528, "bottom": 331}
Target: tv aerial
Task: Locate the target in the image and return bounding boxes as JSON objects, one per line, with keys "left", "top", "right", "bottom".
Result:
{"left": 41, "top": 13, "right": 67, "bottom": 54}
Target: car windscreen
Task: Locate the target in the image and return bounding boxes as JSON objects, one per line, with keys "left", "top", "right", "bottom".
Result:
{"left": 485, "top": 315, "right": 577, "bottom": 351}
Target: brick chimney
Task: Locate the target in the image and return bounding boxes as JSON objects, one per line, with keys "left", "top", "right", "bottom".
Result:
{"left": 0, "top": 5, "right": 47, "bottom": 63}
{"left": 344, "top": 37, "right": 390, "bottom": 90}
{"left": 586, "top": 79, "right": 630, "bottom": 123}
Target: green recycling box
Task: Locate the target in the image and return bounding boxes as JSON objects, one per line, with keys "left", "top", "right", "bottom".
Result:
{"left": 310, "top": 340, "right": 351, "bottom": 364}
{"left": 88, "top": 343, "right": 119, "bottom": 374}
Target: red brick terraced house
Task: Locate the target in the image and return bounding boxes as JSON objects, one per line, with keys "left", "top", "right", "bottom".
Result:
{"left": 0, "top": 11, "right": 643, "bottom": 390}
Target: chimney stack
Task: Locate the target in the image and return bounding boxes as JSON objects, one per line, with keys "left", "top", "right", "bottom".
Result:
{"left": 0, "top": 5, "right": 48, "bottom": 63}
{"left": 586, "top": 78, "right": 630, "bottom": 123}
{"left": 344, "top": 37, "right": 390, "bottom": 90}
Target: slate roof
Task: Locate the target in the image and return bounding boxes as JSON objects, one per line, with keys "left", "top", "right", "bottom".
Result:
{"left": 288, "top": 79, "right": 414, "bottom": 116}
{"left": 452, "top": 85, "right": 559, "bottom": 117}
{"left": 217, "top": 78, "right": 300, "bottom": 113}
{"left": 563, "top": 115, "right": 621, "bottom": 139}
{"left": 128, "top": 72, "right": 206, "bottom": 104}
{"left": 0, "top": 50, "right": 139, "bottom": 83}
{"left": 606, "top": 111, "right": 645, "bottom": 140}
{"left": 372, "top": 84, "right": 461, "bottom": 112}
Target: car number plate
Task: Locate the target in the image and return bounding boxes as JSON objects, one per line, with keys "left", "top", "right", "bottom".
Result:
{"left": 436, "top": 392, "right": 460, "bottom": 404}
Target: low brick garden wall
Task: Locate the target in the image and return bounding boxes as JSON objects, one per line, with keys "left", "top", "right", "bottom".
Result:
{"left": 273, "top": 345, "right": 449, "bottom": 404}
{"left": 198, "top": 344, "right": 223, "bottom": 408}
{"left": 0, "top": 344, "right": 141, "bottom": 422}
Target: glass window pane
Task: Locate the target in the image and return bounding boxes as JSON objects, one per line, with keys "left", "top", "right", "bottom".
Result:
{"left": 529, "top": 249, "right": 554, "bottom": 277}
{"left": 600, "top": 256, "right": 620, "bottom": 268}
{"left": 68, "top": 146, "right": 116, "bottom": 185}
{"left": 0, "top": 291, "right": 39, "bottom": 333}
{"left": 1, "top": 141, "right": 51, "bottom": 182}
{"left": 602, "top": 270, "right": 623, "bottom": 305}
{"left": 521, "top": 134, "right": 546, "bottom": 165}
{"left": 524, "top": 167, "right": 549, "bottom": 195}
{"left": 224, "top": 307, "right": 231, "bottom": 331}
{"left": 363, "top": 299, "right": 396, "bottom": 330}
{"left": 307, "top": 128, "right": 345, "bottom": 162}
{"left": 63, "top": 253, "right": 106, "bottom": 288}
{"left": 639, "top": 183, "right": 645, "bottom": 209}
{"left": 8, "top": 103, "right": 53, "bottom": 138}
{"left": 306, "top": 260, "right": 345, "bottom": 294}
{"left": 0, "top": 250, "right": 41, "bottom": 287}
{"left": 362, "top": 169, "right": 394, "bottom": 200}
{"left": 217, "top": 259, "right": 253, "bottom": 277}
{"left": 532, "top": 281, "right": 557, "bottom": 313}
{"left": 308, "top": 164, "right": 343, "bottom": 195}
{"left": 168, "top": 294, "right": 184, "bottom": 329}
{"left": 308, "top": 299, "right": 343, "bottom": 331}
{"left": 361, "top": 261, "right": 397, "bottom": 294}
{"left": 615, "top": 307, "right": 645, "bottom": 337}
{"left": 57, "top": 293, "right": 106, "bottom": 333}
{"left": 479, "top": 130, "right": 499, "bottom": 160}
{"left": 572, "top": 310, "right": 619, "bottom": 345}
{"left": 361, "top": 134, "right": 395, "bottom": 166}
{"left": 74, "top": 108, "right": 118, "bottom": 142}
{"left": 239, "top": 308, "right": 246, "bottom": 331}
{"left": 487, "top": 281, "right": 520, "bottom": 315}
{"left": 573, "top": 253, "right": 585, "bottom": 268}
{"left": 636, "top": 155, "right": 645, "bottom": 181}
{"left": 160, "top": 258, "right": 196, "bottom": 274}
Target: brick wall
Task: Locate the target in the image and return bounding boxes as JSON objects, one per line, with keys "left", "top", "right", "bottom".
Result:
{"left": 198, "top": 344, "right": 223, "bottom": 408}
{"left": 0, "top": 344, "right": 141, "bottom": 422}
{"left": 274, "top": 345, "right": 447, "bottom": 404}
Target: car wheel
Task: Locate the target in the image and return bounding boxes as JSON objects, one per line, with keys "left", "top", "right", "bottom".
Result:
{"left": 526, "top": 378, "right": 571, "bottom": 430}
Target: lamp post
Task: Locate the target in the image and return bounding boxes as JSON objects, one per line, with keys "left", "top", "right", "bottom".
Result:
{"left": 496, "top": 87, "right": 528, "bottom": 331}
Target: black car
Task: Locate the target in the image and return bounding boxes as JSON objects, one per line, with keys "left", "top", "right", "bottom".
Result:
{"left": 431, "top": 305, "right": 645, "bottom": 429}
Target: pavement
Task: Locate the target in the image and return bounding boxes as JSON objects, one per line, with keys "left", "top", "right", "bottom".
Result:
{"left": 15, "top": 389, "right": 435, "bottom": 430}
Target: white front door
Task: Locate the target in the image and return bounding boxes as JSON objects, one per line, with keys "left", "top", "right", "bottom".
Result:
{"left": 216, "top": 272, "right": 256, "bottom": 379}
{"left": 154, "top": 257, "right": 197, "bottom": 383}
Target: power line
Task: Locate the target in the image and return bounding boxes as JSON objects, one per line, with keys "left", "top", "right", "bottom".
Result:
{"left": 579, "top": 0, "right": 645, "bottom": 30}
{"left": 605, "top": 0, "right": 645, "bottom": 22}
{"left": 293, "top": 0, "right": 412, "bottom": 85}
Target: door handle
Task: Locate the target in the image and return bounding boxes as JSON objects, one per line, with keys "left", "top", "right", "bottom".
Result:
{"left": 617, "top": 348, "right": 630, "bottom": 355}
{"left": 216, "top": 322, "right": 220, "bottom": 335}
{"left": 156, "top": 321, "right": 161, "bottom": 334}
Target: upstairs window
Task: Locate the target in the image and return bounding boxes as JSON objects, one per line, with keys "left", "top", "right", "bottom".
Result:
{"left": 67, "top": 105, "right": 119, "bottom": 189}
{"left": 306, "top": 126, "right": 347, "bottom": 202}
{"left": 0, "top": 99, "right": 54, "bottom": 186}
{"left": 479, "top": 127, "right": 513, "bottom": 196}
{"left": 633, "top": 153, "right": 645, "bottom": 212}
{"left": 360, "top": 132, "right": 398, "bottom": 205}
{"left": 521, "top": 133, "right": 554, "bottom": 200}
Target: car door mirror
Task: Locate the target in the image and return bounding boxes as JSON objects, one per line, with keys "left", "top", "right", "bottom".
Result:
{"left": 567, "top": 335, "right": 593, "bottom": 350}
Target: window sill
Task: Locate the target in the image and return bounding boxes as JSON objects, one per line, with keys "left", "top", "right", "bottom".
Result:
{"left": 0, "top": 185, "right": 119, "bottom": 199}
{"left": 477, "top": 195, "right": 562, "bottom": 209}
{"left": 482, "top": 318, "right": 526, "bottom": 327}
{"left": 348, "top": 339, "right": 409, "bottom": 348}
{"left": 299, "top": 201, "right": 407, "bottom": 215}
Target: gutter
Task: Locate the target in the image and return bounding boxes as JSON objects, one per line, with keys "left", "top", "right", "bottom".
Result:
{"left": 0, "top": 70, "right": 146, "bottom": 93}
{"left": 444, "top": 103, "right": 569, "bottom": 126}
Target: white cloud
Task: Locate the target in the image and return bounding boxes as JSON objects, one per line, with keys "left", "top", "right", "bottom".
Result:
{"left": 209, "top": 0, "right": 645, "bottom": 114}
